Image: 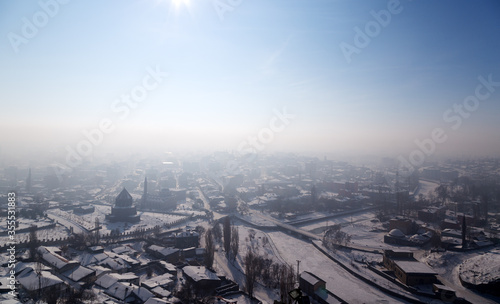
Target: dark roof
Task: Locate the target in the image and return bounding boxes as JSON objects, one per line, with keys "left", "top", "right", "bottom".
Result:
{"left": 300, "top": 271, "right": 325, "bottom": 286}
{"left": 116, "top": 188, "right": 133, "bottom": 206}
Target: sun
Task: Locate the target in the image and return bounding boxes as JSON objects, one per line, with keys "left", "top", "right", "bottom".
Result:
{"left": 152, "top": 0, "right": 193, "bottom": 20}
{"left": 171, "top": 0, "right": 190, "bottom": 8}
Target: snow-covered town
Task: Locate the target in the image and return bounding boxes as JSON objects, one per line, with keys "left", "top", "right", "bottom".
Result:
{"left": 1, "top": 154, "right": 500, "bottom": 304}
{"left": 3, "top": 0, "right": 500, "bottom": 303}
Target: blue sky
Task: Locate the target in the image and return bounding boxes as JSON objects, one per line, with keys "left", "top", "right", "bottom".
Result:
{"left": 1, "top": 0, "right": 500, "bottom": 163}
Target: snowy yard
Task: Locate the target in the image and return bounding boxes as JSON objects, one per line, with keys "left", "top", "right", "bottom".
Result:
{"left": 459, "top": 249, "right": 500, "bottom": 286}
{"left": 47, "top": 205, "right": 188, "bottom": 235}
{"left": 416, "top": 180, "right": 440, "bottom": 198}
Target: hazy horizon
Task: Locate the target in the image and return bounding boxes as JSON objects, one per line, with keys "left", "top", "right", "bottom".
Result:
{"left": 2, "top": 0, "right": 500, "bottom": 167}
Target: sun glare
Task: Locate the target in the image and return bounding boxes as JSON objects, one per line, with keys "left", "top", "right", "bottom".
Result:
{"left": 171, "top": 0, "right": 190, "bottom": 8}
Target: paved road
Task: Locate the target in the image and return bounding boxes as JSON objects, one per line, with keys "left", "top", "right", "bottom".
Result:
{"left": 197, "top": 187, "right": 224, "bottom": 220}
{"left": 253, "top": 212, "right": 322, "bottom": 241}
{"left": 47, "top": 212, "right": 89, "bottom": 235}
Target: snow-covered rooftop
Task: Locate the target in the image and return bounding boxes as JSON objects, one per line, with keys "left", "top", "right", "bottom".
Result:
{"left": 300, "top": 271, "right": 325, "bottom": 286}
{"left": 183, "top": 266, "right": 220, "bottom": 282}
{"left": 394, "top": 260, "right": 438, "bottom": 275}
{"left": 17, "top": 269, "right": 63, "bottom": 291}
{"left": 145, "top": 298, "right": 171, "bottom": 304}
{"left": 105, "top": 281, "right": 153, "bottom": 302}
{"left": 110, "top": 272, "right": 138, "bottom": 282}
{"left": 148, "top": 245, "right": 179, "bottom": 257}
{"left": 150, "top": 286, "right": 172, "bottom": 298}
{"left": 388, "top": 229, "right": 405, "bottom": 238}
{"left": 95, "top": 274, "right": 118, "bottom": 289}
{"left": 62, "top": 265, "right": 95, "bottom": 282}
{"left": 142, "top": 273, "right": 174, "bottom": 289}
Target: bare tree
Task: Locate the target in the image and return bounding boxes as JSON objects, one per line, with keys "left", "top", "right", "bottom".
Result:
{"left": 212, "top": 222, "right": 222, "bottom": 242}
{"left": 93, "top": 217, "right": 100, "bottom": 245}
{"left": 43, "top": 285, "right": 61, "bottom": 304}
{"left": 196, "top": 225, "right": 206, "bottom": 236}
{"left": 435, "top": 184, "right": 449, "bottom": 204}
{"left": 279, "top": 264, "right": 296, "bottom": 304}
{"left": 230, "top": 225, "right": 239, "bottom": 260}
{"left": 244, "top": 251, "right": 258, "bottom": 297}
{"left": 323, "top": 224, "right": 351, "bottom": 251}
{"left": 204, "top": 228, "right": 215, "bottom": 269}
{"left": 223, "top": 217, "right": 231, "bottom": 255}
{"left": 175, "top": 280, "right": 195, "bottom": 303}
{"left": 28, "top": 225, "right": 39, "bottom": 260}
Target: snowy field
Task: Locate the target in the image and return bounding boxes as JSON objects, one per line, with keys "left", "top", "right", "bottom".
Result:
{"left": 47, "top": 205, "right": 188, "bottom": 235}
{"left": 416, "top": 180, "right": 440, "bottom": 198}
{"left": 0, "top": 224, "right": 69, "bottom": 247}
{"left": 422, "top": 249, "right": 500, "bottom": 304}
{"left": 295, "top": 211, "right": 391, "bottom": 250}
{"left": 0, "top": 215, "right": 70, "bottom": 246}
{"left": 266, "top": 230, "right": 408, "bottom": 304}
{"left": 296, "top": 211, "right": 377, "bottom": 232}
{"left": 284, "top": 211, "right": 336, "bottom": 223}
{"left": 459, "top": 248, "right": 500, "bottom": 285}
{"left": 236, "top": 212, "right": 277, "bottom": 227}
{"left": 0, "top": 216, "right": 54, "bottom": 233}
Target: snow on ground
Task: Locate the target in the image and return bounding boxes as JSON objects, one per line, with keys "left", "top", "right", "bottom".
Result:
{"left": 266, "top": 230, "right": 408, "bottom": 304}
{"left": 212, "top": 245, "right": 277, "bottom": 304}
{"left": 421, "top": 249, "right": 500, "bottom": 304}
{"left": 302, "top": 212, "right": 429, "bottom": 253}
{"left": 459, "top": 248, "right": 500, "bottom": 285}
{"left": 0, "top": 216, "right": 54, "bottom": 233}
{"left": 222, "top": 292, "right": 260, "bottom": 304}
{"left": 323, "top": 247, "right": 430, "bottom": 303}
{"left": 296, "top": 211, "right": 377, "bottom": 233}
{"left": 416, "top": 180, "right": 440, "bottom": 198}
{"left": 47, "top": 205, "right": 187, "bottom": 235}
{"left": 294, "top": 211, "right": 416, "bottom": 252}
{"left": 0, "top": 221, "right": 70, "bottom": 247}
{"left": 342, "top": 224, "right": 389, "bottom": 250}
{"left": 284, "top": 211, "right": 334, "bottom": 223}
{"left": 236, "top": 224, "right": 284, "bottom": 265}
{"left": 175, "top": 198, "right": 206, "bottom": 217}
{"left": 236, "top": 211, "right": 277, "bottom": 228}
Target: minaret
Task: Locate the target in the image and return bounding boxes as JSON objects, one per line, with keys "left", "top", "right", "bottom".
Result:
{"left": 462, "top": 214, "right": 467, "bottom": 249}
{"left": 26, "top": 168, "right": 32, "bottom": 193}
{"left": 142, "top": 177, "right": 148, "bottom": 208}
{"left": 396, "top": 171, "right": 400, "bottom": 216}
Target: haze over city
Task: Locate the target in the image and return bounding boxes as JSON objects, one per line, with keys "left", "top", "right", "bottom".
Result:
{"left": 1, "top": 0, "right": 500, "bottom": 166}
{"left": 1, "top": 2, "right": 500, "bottom": 304}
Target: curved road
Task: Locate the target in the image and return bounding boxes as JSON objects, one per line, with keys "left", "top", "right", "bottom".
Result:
{"left": 47, "top": 211, "right": 89, "bottom": 235}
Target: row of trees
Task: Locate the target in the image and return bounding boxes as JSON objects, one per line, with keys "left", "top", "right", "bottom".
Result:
{"left": 243, "top": 251, "right": 296, "bottom": 303}
{"left": 203, "top": 218, "right": 297, "bottom": 302}
{"left": 223, "top": 217, "right": 239, "bottom": 260}
{"left": 204, "top": 217, "right": 239, "bottom": 269}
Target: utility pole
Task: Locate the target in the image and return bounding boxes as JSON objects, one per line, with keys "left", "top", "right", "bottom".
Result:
{"left": 296, "top": 260, "right": 300, "bottom": 284}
